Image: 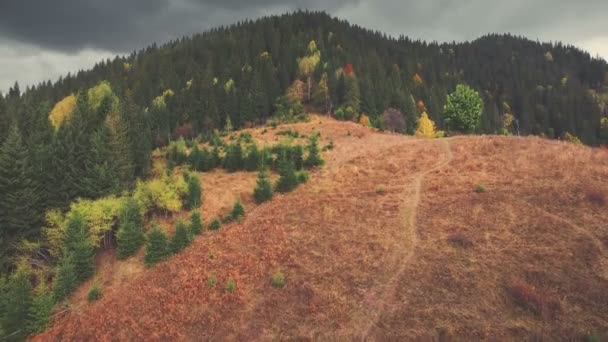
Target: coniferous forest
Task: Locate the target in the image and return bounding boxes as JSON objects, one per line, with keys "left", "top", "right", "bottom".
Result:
{"left": 1, "top": 11, "right": 608, "bottom": 337}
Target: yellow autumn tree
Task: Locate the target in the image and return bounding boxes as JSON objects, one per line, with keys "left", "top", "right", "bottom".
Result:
{"left": 298, "top": 40, "right": 321, "bottom": 101}
{"left": 359, "top": 114, "right": 371, "bottom": 127}
{"left": 49, "top": 94, "right": 77, "bottom": 128}
{"left": 88, "top": 80, "right": 120, "bottom": 113}
{"left": 416, "top": 112, "right": 436, "bottom": 138}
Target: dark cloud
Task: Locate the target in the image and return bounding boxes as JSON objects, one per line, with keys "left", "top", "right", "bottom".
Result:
{"left": 0, "top": 0, "right": 606, "bottom": 92}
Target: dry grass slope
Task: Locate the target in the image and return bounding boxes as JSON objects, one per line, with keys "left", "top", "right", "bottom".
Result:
{"left": 36, "top": 117, "right": 608, "bottom": 341}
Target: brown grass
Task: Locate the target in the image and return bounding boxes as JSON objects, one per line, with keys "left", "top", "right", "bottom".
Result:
{"left": 35, "top": 119, "right": 608, "bottom": 341}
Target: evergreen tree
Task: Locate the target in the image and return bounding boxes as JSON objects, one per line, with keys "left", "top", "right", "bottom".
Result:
{"left": 80, "top": 126, "right": 118, "bottom": 198}
{"left": 304, "top": 133, "right": 324, "bottom": 168}
{"left": 253, "top": 167, "right": 273, "bottom": 203}
{"left": 28, "top": 284, "right": 54, "bottom": 334}
{"left": 190, "top": 211, "right": 203, "bottom": 235}
{"left": 186, "top": 174, "right": 202, "bottom": 209}
{"left": 230, "top": 199, "right": 245, "bottom": 222}
{"left": 144, "top": 226, "right": 169, "bottom": 266}
{"left": 1, "top": 271, "right": 33, "bottom": 340}
{"left": 0, "top": 125, "right": 42, "bottom": 272}
{"left": 170, "top": 221, "right": 191, "bottom": 254}
{"left": 63, "top": 212, "right": 94, "bottom": 282}
{"left": 223, "top": 142, "right": 243, "bottom": 172}
{"left": 116, "top": 198, "right": 145, "bottom": 259}
{"left": 107, "top": 113, "right": 135, "bottom": 189}
{"left": 244, "top": 143, "right": 261, "bottom": 171}
{"left": 53, "top": 252, "right": 78, "bottom": 301}
{"left": 275, "top": 159, "right": 298, "bottom": 193}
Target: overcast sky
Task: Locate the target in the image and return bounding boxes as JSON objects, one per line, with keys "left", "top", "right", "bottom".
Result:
{"left": 1, "top": 0, "right": 607, "bottom": 93}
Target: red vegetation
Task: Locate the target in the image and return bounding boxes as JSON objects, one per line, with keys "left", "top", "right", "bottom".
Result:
{"left": 507, "top": 279, "right": 546, "bottom": 315}
{"left": 343, "top": 63, "right": 354, "bottom": 75}
{"left": 447, "top": 232, "right": 473, "bottom": 248}
{"left": 174, "top": 124, "right": 194, "bottom": 139}
{"left": 586, "top": 190, "right": 605, "bottom": 206}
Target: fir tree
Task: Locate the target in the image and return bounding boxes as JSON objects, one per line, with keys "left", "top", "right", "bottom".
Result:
{"left": 53, "top": 252, "right": 78, "bottom": 301}
{"left": 275, "top": 159, "right": 298, "bottom": 193}
{"left": 230, "top": 199, "right": 245, "bottom": 222}
{"left": 253, "top": 167, "right": 273, "bottom": 203}
{"left": 170, "top": 221, "right": 191, "bottom": 254}
{"left": 63, "top": 212, "right": 94, "bottom": 282}
{"left": 304, "top": 133, "right": 324, "bottom": 168}
{"left": 116, "top": 198, "right": 144, "bottom": 259}
{"left": 244, "top": 143, "right": 261, "bottom": 171}
{"left": 144, "top": 225, "right": 169, "bottom": 266}
{"left": 223, "top": 142, "right": 243, "bottom": 172}
{"left": 28, "top": 284, "right": 55, "bottom": 334}
{"left": 186, "top": 174, "right": 202, "bottom": 209}
{"left": 190, "top": 211, "right": 203, "bottom": 235}
{"left": 1, "top": 271, "right": 33, "bottom": 340}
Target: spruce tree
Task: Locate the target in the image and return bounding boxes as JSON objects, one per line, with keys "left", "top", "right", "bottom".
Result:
{"left": 276, "top": 159, "right": 298, "bottom": 193}
{"left": 28, "top": 284, "right": 54, "bottom": 334}
{"left": 63, "top": 212, "right": 94, "bottom": 282}
{"left": 230, "top": 199, "right": 245, "bottom": 222}
{"left": 1, "top": 271, "right": 33, "bottom": 340}
{"left": 116, "top": 198, "right": 144, "bottom": 259}
{"left": 190, "top": 211, "right": 203, "bottom": 235}
{"left": 253, "top": 167, "right": 273, "bottom": 203}
{"left": 244, "top": 143, "right": 260, "bottom": 171}
{"left": 170, "top": 221, "right": 191, "bottom": 254}
{"left": 186, "top": 174, "right": 202, "bottom": 209}
{"left": 223, "top": 142, "right": 243, "bottom": 172}
{"left": 304, "top": 133, "right": 324, "bottom": 168}
{"left": 53, "top": 252, "right": 78, "bottom": 301}
{"left": 144, "top": 226, "right": 169, "bottom": 266}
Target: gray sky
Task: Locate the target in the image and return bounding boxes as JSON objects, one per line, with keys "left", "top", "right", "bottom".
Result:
{"left": 1, "top": 0, "right": 607, "bottom": 93}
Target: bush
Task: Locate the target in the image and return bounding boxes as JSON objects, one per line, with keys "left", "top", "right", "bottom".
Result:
{"left": 207, "top": 275, "right": 217, "bottom": 287}
{"left": 223, "top": 142, "right": 244, "bottom": 172}
{"left": 322, "top": 139, "right": 334, "bottom": 151}
{"left": 230, "top": 199, "right": 245, "bottom": 222}
{"left": 186, "top": 173, "right": 202, "bottom": 209}
{"left": 209, "top": 218, "right": 222, "bottom": 231}
{"left": 376, "top": 185, "right": 386, "bottom": 194}
{"left": 225, "top": 278, "right": 236, "bottom": 293}
{"left": 474, "top": 184, "right": 486, "bottom": 193}
{"left": 28, "top": 285, "right": 55, "bottom": 334}
{"left": 116, "top": 198, "right": 144, "bottom": 259}
{"left": 507, "top": 279, "right": 546, "bottom": 316}
{"left": 190, "top": 211, "right": 203, "bottom": 235}
{"left": 87, "top": 284, "right": 102, "bottom": 302}
{"left": 253, "top": 168, "right": 273, "bottom": 204}
{"left": 244, "top": 143, "right": 261, "bottom": 171}
{"left": 564, "top": 132, "right": 582, "bottom": 144}
{"left": 296, "top": 170, "right": 309, "bottom": 184}
{"left": 271, "top": 272, "right": 286, "bottom": 288}
{"left": 144, "top": 225, "right": 169, "bottom": 266}
{"left": 275, "top": 160, "right": 298, "bottom": 193}
{"left": 167, "top": 137, "right": 188, "bottom": 166}
{"left": 170, "top": 221, "right": 191, "bottom": 254}
{"left": 586, "top": 190, "right": 606, "bottom": 206}
{"left": 444, "top": 84, "right": 484, "bottom": 133}
{"left": 447, "top": 232, "right": 473, "bottom": 248}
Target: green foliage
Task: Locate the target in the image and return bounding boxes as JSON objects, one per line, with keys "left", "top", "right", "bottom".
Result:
{"left": 167, "top": 137, "right": 188, "bottom": 167}
{"left": 28, "top": 285, "right": 55, "bottom": 334}
{"left": 253, "top": 168, "right": 273, "bottom": 204}
{"left": 190, "top": 211, "right": 203, "bottom": 235}
{"left": 444, "top": 84, "right": 484, "bottom": 133}
{"left": 209, "top": 218, "right": 222, "bottom": 231}
{"left": 170, "top": 220, "right": 191, "bottom": 254}
{"left": 223, "top": 142, "right": 244, "bottom": 172}
{"left": 275, "top": 160, "right": 298, "bottom": 193}
{"left": 186, "top": 173, "right": 202, "bottom": 209}
{"left": 144, "top": 225, "right": 169, "bottom": 266}
{"left": 63, "top": 212, "right": 94, "bottom": 282}
{"left": 87, "top": 284, "right": 102, "bottom": 302}
{"left": 271, "top": 272, "right": 286, "bottom": 288}
{"left": 133, "top": 175, "right": 186, "bottom": 215}
{"left": 304, "top": 132, "right": 324, "bottom": 168}
{"left": 225, "top": 278, "right": 236, "bottom": 293}
{"left": 296, "top": 170, "right": 310, "bottom": 184}
{"left": 207, "top": 275, "right": 217, "bottom": 287}
{"left": 53, "top": 253, "right": 78, "bottom": 301}
{"left": 474, "top": 184, "right": 486, "bottom": 193}
{"left": 244, "top": 143, "right": 261, "bottom": 171}
{"left": 1, "top": 271, "right": 33, "bottom": 339}
{"left": 116, "top": 198, "right": 144, "bottom": 259}
{"left": 230, "top": 199, "right": 245, "bottom": 222}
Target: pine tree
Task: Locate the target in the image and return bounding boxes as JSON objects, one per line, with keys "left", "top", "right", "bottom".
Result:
{"left": 186, "top": 174, "right": 202, "bottom": 209}
{"left": 230, "top": 199, "right": 245, "bottom": 222}
{"left": 253, "top": 167, "right": 273, "bottom": 203}
{"left": 80, "top": 126, "right": 117, "bottom": 198}
{"left": 304, "top": 133, "right": 324, "bottom": 168}
{"left": 63, "top": 212, "right": 94, "bottom": 282}
{"left": 116, "top": 198, "right": 144, "bottom": 259}
{"left": 1, "top": 271, "right": 33, "bottom": 340}
{"left": 190, "top": 211, "right": 203, "bottom": 235}
{"left": 276, "top": 159, "right": 298, "bottom": 193}
{"left": 53, "top": 252, "right": 78, "bottom": 301}
{"left": 107, "top": 113, "right": 135, "bottom": 190}
{"left": 0, "top": 125, "right": 42, "bottom": 272}
{"left": 170, "top": 221, "right": 191, "bottom": 254}
{"left": 144, "top": 225, "right": 169, "bottom": 266}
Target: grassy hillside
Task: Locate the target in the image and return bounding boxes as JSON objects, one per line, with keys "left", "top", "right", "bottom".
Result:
{"left": 36, "top": 116, "right": 608, "bottom": 340}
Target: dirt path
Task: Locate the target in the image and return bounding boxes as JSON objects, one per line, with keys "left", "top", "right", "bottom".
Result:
{"left": 355, "top": 139, "right": 453, "bottom": 339}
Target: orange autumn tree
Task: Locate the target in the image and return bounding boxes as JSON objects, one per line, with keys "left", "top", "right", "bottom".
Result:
{"left": 49, "top": 94, "right": 77, "bottom": 128}
{"left": 416, "top": 112, "right": 436, "bottom": 138}
{"left": 359, "top": 114, "right": 371, "bottom": 127}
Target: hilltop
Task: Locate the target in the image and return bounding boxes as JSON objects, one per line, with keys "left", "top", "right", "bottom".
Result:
{"left": 37, "top": 116, "right": 608, "bottom": 340}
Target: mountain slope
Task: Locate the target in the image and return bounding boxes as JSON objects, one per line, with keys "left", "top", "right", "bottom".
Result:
{"left": 37, "top": 117, "right": 608, "bottom": 340}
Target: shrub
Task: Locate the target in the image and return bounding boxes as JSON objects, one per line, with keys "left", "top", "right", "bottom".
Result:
{"left": 170, "top": 221, "right": 191, "bottom": 254}
{"left": 207, "top": 275, "right": 217, "bottom": 287}
{"left": 376, "top": 185, "right": 386, "bottom": 194}
{"left": 190, "top": 211, "right": 203, "bottom": 235}
{"left": 296, "top": 170, "right": 309, "bottom": 184}
{"left": 225, "top": 278, "right": 236, "bottom": 293}
{"left": 447, "top": 232, "right": 473, "bottom": 248}
{"left": 276, "top": 160, "right": 298, "bottom": 193}
{"left": 507, "top": 279, "right": 545, "bottom": 315}
{"left": 116, "top": 198, "right": 144, "bottom": 259}
{"left": 381, "top": 108, "right": 406, "bottom": 133}
{"left": 253, "top": 168, "right": 273, "bottom": 204}
{"left": 209, "top": 218, "right": 222, "bottom": 231}
{"left": 244, "top": 143, "right": 261, "bottom": 171}
{"left": 271, "top": 272, "right": 286, "bottom": 288}
{"left": 223, "top": 142, "right": 244, "bottom": 172}
{"left": 322, "top": 139, "right": 334, "bottom": 151}
{"left": 186, "top": 173, "right": 202, "bottom": 209}
{"left": 87, "top": 284, "right": 102, "bottom": 302}
{"left": 230, "top": 199, "right": 245, "bottom": 222}
{"left": 443, "top": 84, "right": 484, "bottom": 133}
{"left": 586, "top": 190, "right": 605, "bottom": 206}
{"left": 144, "top": 225, "right": 169, "bottom": 266}
{"left": 474, "top": 184, "right": 486, "bottom": 193}
{"left": 564, "top": 132, "right": 582, "bottom": 144}
{"left": 167, "top": 137, "right": 188, "bottom": 166}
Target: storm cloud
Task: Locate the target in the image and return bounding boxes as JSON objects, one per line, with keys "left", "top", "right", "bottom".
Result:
{"left": 1, "top": 0, "right": 607, "bottom": 92}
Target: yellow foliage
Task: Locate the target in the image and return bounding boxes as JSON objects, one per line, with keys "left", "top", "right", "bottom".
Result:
{"left": 564, "top": 132, "right": 582, "bottom": 145}
{"left": 88, "top": 81, "right": 119, "bottom": 113}
{"left": 123, "top": 63, "right": 132, "bottom": 72}
{"left": 152, "top": 88, "right": 175, "bottom": 109}
{"left": 49, "top": 94, "right": 76, "bottom": 128}
{"left": 186, "top": 79, "right": 193, "bottom": 89}
{"left": 413, "top": 73, "right": 424, "bottom": 85}
{"left": 359, "top": 114, "right": 371, "bottom": 127}
{"left": 435, "top": 130, "right": 446, "bottom": 138}
{"left": 133, "top": 174, "right": 186, "bottom": 215}
{"left": 416, "top": 112, "right": 436, "bottom": 138}
{"left": 260, "top": 51, "right": 270, "bottom": 58}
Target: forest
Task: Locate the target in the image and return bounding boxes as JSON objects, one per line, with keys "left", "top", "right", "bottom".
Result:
{"left": 1, "top": 10, "right": 608, "bottom": 339}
